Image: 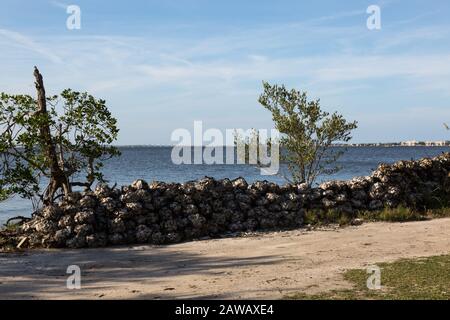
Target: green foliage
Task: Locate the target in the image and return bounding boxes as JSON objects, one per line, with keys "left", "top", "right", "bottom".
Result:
{"left": 379, "top": 206, "right": 423, "bottom": 221}
{"left": 0, "top": 187, "right": 10, "bottom": 202}
{"left": 304, "top": 208, "right": 351, "bottom": 226}
{"left": 55, "top": 89, "right": 120, "bottom": 186}
{"left": 258, "top": 82, "right": 357, "bottom": 185}
{"left": 0, "top": 93, "right": 42, "bottom": 200}
{"left": 303, "top": 210, "right": 320, "bottom": 225}
{"left": 304, "top": 206, "right": 450, "bottom": 227}
{"left": 359, "top": 206, "right": 450, "bottom": 222}
{"left": 286, "top": 254, "right": 450, "bottom": 300}
{"left": 0, "top": 88, "right": 120, "bottom": 204}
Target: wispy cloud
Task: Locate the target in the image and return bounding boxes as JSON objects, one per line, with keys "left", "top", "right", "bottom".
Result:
{"left": 2, "top": 16, "right": 450, "bottom": 93}
{"left": 374, "top": 26, "right": 450, "bottom": 51}
{"left": 0, "top": 28, "right": 62, "bottom": 64}
{"left": 1, "top": 2, "right": 450, "bottom": 143}
{"left": 49, "top": 0, "right": 69, "bottom": 10}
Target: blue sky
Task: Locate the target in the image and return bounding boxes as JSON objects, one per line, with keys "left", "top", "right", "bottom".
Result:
{"left": 1, "top": 0, "right": 450, "bottom": 145}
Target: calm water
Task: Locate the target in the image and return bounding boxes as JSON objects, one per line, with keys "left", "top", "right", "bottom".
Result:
{"left": 1, "top": 146, "right": 448, "bottom": 224}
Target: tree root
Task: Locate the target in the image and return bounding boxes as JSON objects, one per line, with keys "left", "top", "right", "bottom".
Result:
{"left": 5, "top": 216, "right": 31, "bottom": 226}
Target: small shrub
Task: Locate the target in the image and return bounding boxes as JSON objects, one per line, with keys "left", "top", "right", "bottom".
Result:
{"left": 325, "top": 209, "right": 340, "bottom": 223}
{"left": 304, "top": 210, "right": 320, "bottom": 225}
{"left": 338, "top": 214, "right": 351, "bottom": 226}
{"left": 377, "top": 206, "right": 424, "bottom": 222}
{"left": 358, "top": 206, "right": 425, "bottom": 222}
{"left": 258, "top": 82, "right": 357, "bottom": 185}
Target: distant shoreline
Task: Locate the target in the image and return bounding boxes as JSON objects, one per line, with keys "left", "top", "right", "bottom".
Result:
{"left": 335, "top": 144, "right": 450, "bottom": 147}
{"left": 112, "top": 144, "right": 450, "bottom": 148}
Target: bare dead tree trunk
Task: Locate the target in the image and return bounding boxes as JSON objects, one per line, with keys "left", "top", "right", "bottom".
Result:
{"left": 33, "top": 67, "right": 71, "bottom": 204}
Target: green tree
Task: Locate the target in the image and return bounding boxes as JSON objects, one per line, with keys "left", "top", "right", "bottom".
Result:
{"left": 0, "top": 67, "right": 120, "bottom": 206}
{"left": 258, "top": 81, "right": 357, "bottom": 186}
{"left": 0, "top": 187, "right": 10, "bottom": 202}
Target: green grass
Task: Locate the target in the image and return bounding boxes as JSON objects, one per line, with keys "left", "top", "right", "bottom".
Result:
{"left": 0, "top": 234, "right": 16, "bottom": 252}
{"left": 286, "top": 255, "right": 450, "bottom": 300}
{"left": 1, "top": 222, "right": 21, "bottom": 232}
{"left": 304, "top": 206, "right": 450, "bottom": 226}
{"left": 304, "top": 208, "right": 352, "bottom": 226}
{"left": 361, "top": 206, "right": 425, "bottom": 222}
{"left": 0, "top": 223, "right": 21, "bottom": 252}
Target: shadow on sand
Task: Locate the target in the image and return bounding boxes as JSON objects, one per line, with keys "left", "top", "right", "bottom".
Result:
{"left": 0, "top": 244, "right": 285, "bottom": 299}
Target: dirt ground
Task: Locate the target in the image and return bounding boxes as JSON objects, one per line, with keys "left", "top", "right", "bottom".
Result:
{"left": 1, "top": 218, "right": 449, "bottom": 299}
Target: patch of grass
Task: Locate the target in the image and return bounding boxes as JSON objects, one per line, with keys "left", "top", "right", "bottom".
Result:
{"left": 425, "top": 207, "right": 450, "bottom": 218}
{"left": 304, "top": 208, "right": 354, "bottom": 226}
{"left": 286, "top": 254, "right": 450, "bottom": 300}
{"left": 422, "top": 188, "right": 450, "bottom": 210}
{"left": 338, "top": 214, "right": 351, "bottom": 226}
{"left": 304, "top": 206, "right": 450, "bottom": 228}
{"left": 360, "top": 206, "right": 425, "bottom": 222}
{"left": 0, "top": 223, "right": 21, "bottom": 252}
{"left": 0, "top": 233, "right": 17, "bottom": 252}
{"left": 304, "top": 210, "right": 320, "bottom": 225}
{"left": 325, "top": 209, "right": 341, "bottom": 223}
{"left": 1, "top": 222, "right": 21, "bottom": 232}
{"left": 378, "top": 206, "right": 423, "bottom": 221}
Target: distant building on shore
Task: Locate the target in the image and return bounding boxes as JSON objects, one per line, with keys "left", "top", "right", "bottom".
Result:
{"left": 400, "top": 140, "right": 449, "bottom": 147}
{"left": 425, "top": 141, "right": 447, "bottom": 146}
{"left": 401, "top": 140, "right": 419, "bottom": 146}
{"left": 334, "top": 140, "right": 450, "bottom": 147}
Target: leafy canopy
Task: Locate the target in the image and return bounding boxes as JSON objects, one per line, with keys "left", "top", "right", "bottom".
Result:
{"left": 258, "top": 81, "right": 357, "bottom": 185}
{"left": 0, "top": 88, "right": 120, "bottom": 205}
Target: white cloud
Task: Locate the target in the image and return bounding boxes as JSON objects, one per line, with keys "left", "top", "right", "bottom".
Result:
{"left": 0, "top": 28, "right": 62, "bottom": 64}
{"left": 1, "top": 12, "right": 450, "bottom": 143}
{"left": 49, "top": 1, "right": 69, "bottom": 10}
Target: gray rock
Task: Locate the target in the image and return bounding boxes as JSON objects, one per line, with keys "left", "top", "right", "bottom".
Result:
{"left": 74, "top": 224, "right": 94, "bottom": 237}
{"left": 136, "top": 225, "right": 152, "bottom": 243}
{"left": 126, "top": 202, "right": 144, "bottom": 214}
{"left": 297, "top": 183, "right": 310, "bottom": 194}
{"left": 66, "top": 234, "right": 86, "bottom": 248}
{"left": 131, "top": 179, "right": 149, "bottom": 190}
{"left": 41, "top": 206, "right": 62, "bottom": 221}
{"left": 54, "top": 227, "right": 72, "bottom": 245}
{"left": 108, "top": 233, "right": 124, "bottom": 245}
{"left": 14, "top": 152, "right": 450, "bottom": 249}
{"left": 369, "top": 183, "right": 385, "bottom": 199}
{"left": 74, "top": 211, "right": 95, "bottom": 225}
{"left": 232, "top": 177, "right": 248, "bottom": 190}
{"left": 94, "top": 183, "right": 112, "bottom": 198}
{"left": 189, "top": 213, "right": 206, "bottom": 229}
{"left": 265, "top": 193, "right": 280, "bottom": 203}
{"left": 335, "top": 193, "right": 348, "bottom": 203}
{"left": 322, "top": 198, "right": 337, "bottom": 209}
{"left": 58, "top": 215, "right": 74, "bottom": 228}
{"left": 100, "top": 197, "right": 120, "bottom": 212}
{"left": 80, "top": 195, "right": 97, "bottom": 208}
{"left": 369, "top": 200, "right": 383, "bottom": 210}
{"left": 34, "top": 220, "right": 57, "bottom": 234}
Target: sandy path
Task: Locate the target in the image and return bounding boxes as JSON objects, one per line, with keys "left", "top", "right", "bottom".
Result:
{"left": 1, "top": 218, "right": 449, "bottom": 299}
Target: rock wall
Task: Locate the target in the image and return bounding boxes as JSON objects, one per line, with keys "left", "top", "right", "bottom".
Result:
{"left": 20, "top": 153, "right": 450, "bottom": 248}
